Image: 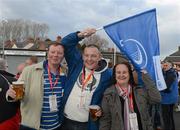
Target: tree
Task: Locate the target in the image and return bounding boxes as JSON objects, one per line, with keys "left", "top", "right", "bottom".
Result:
{"left": 0, "top": 19, "right": 49, "bottom": 46}
{"left": 81, "top": 34, "right": 109, "bottom": 51}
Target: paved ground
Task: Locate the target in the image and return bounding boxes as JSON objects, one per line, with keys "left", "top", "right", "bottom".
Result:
{"left": 174, "top": 111, "right": 180, "bottom": 130}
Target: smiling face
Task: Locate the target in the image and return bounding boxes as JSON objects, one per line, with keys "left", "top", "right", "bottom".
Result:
{"left": 83, "top": 46, "right": 101, "bottom": 70}
{"left": 115, "top": 64, "right": 130, "bottom": 87}
{"left": 47, "top": 44, "right": 64, "bottom": 67}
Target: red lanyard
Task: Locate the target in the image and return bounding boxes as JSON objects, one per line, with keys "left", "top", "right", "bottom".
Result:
{"left": 119, "top": 85, "right": 134, "bottom": 112}
{"left": 81, "top": 66, "right": 94, "bottom": 92}
{"left": 120, "top": 86, "right": 128, "bottom": 94}
{"left": 129, "top": 89, "right": 134, "bottom": 112}
{"left": 47, "top": 65, "right": 60, "bottom": 90}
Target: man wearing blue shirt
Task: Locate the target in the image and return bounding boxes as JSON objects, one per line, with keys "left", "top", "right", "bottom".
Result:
{"left": 7, "top": 42, "right": 66, "bottom": 130}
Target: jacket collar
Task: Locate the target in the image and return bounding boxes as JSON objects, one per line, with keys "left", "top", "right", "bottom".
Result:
{"left": 34, "top": 61, "right": 44, "bottom": 70}
{"left": 93, "top": 58, "right": 108, "bottom": 74}
{"left": 0, "top": 70, "right": 15, "bottom": 77}
{"left": 104, "top": 85, "right": 118, "bottom": 95}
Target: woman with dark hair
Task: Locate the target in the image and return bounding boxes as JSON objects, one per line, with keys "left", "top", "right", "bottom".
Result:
{"left": 99, "top": 61, "right": 161, "bottom": 130}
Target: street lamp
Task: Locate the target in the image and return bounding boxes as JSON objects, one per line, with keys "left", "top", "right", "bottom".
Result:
{"left": 1, "top": 18, "right": 8, "bottom": 59}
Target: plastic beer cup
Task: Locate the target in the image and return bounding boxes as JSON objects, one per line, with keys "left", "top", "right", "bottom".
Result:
{"left": 12, "top": 81, "right": 24, "bottom": 100}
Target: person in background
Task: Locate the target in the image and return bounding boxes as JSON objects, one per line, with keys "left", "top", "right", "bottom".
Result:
{"left": 99, "top": 61, "right": 161, "bottom": 130}
{"left": 60, "top": 28, "right": 112, "bottom": 130}
{"left": 56, "top": 36, "right": 62, "bottom": 43}
{"left": 108, "top": 61, "right": 113, "bottom": 69}
{"left": 25, "top": 56, "right": 38, "bottom": 66}
{"left": 0, "top": 58, "right": 20, "bottom": 130}
{"left": 175, "top": 64, "right": 180, "bottom": 94}
{"left": 160, "top": 60, "right": 179, "bottom": 130}
{"left": 6, "top": 42, "right": 66, "bottom": 130}
{"left": 15, "top": 63, "right": 26, "bottom": 79}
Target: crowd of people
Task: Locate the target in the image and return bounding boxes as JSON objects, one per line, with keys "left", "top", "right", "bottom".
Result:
{"left": 0, "top": 28, "right": 180, "bottom": 130}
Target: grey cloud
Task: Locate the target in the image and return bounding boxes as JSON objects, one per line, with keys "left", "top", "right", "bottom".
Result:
{"left": 0, "top": 0, "right": 179, "bottom": 58}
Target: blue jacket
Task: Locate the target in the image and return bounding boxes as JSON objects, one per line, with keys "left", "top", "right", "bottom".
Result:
{"left": 160, "top": 68, "right": 179, "bottom": 104}
{"left": 60, "top": 32, "right": 112, "bottom": 130}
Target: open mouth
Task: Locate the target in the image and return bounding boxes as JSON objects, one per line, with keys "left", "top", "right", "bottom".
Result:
{"left": 118, "top": 77, "right": 127, "bottom": 80}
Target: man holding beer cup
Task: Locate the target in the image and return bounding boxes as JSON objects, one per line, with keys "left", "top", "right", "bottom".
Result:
{"left": 59, "top": 28, "right": 112, "bottom": 130}
{"left": 0, "top": 58, "right": 20, "bottom": 130}
{"left": 6, "top": 42, "right": 67, "bottom": 130}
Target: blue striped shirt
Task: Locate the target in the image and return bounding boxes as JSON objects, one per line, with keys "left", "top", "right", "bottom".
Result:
{"left": 40, "top": 62, "right": 66, "bottom": 130}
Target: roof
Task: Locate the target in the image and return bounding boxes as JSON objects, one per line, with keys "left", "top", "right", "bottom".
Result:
{"left": 170, "top": 46, "right": 180, "bottom": 56}
{"left": 164, "top": 56, "right": 180, "bottom": 63}
{"left": 164, "top": 46, "right": 180, "bottom": 63}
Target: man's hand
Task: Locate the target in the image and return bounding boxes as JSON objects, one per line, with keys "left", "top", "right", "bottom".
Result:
{"left": 78, "top": 28, "right": 96, "bottom": 38}
{"left": 95, "top": 107, "right": 102, "bottom": 117}
{"left": 6, "top": 85, "right": 16, "bottom": 99}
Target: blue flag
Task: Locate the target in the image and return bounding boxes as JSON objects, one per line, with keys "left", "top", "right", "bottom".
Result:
{"left": 104, "top": 9, "right": 166, "bottom": 90}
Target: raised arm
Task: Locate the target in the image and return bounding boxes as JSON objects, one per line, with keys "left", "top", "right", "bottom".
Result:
{"left": 141, "top": 71, "right": 161, "bottom": 104}
{"left": 61, "top": 28, "right": 96, "bottom": 69}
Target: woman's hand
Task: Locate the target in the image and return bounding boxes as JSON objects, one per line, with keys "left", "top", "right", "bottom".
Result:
{"left": 141, "top": 69, "right": 147, "bottom": 74}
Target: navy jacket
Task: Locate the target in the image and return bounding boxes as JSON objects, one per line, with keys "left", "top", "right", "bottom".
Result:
{"left": 60, "top": 32, "right": 112, "bottom": 130}
{"left": 160, "top": 68, "right": 179, "bottom": 104}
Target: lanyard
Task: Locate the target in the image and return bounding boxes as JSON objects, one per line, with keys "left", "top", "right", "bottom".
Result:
{"left": 47, "top": 65, "right": 60, "bottom": 91}
{"left": 129, "top": 89, "right": 134, "bottom": 112}
{"left": 119, "top": 85, "right": 134, "bottom": 112}
{"left": 81, "top": 66, "right": 94, "bottom": 92}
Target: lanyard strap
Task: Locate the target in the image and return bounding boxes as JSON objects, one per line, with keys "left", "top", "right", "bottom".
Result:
{"left": 119, "top": 85, "right": 134, "bottom": 112}
{"left": 81, "top": 66, "right": 94, "bottom": 92}
{"left": 47, "top": 65, "right": 60, "bottom": 90}
{"left": 129, "top": 89, "right": 134, "bottom": 112}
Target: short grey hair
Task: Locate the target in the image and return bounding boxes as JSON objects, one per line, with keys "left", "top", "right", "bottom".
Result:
{"left": 0, "top": 58, "right": 7, "bottom": 70}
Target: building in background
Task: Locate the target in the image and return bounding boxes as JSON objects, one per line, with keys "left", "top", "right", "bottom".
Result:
{"left": 164, "top": 46, "right": 180, "bottom": 66}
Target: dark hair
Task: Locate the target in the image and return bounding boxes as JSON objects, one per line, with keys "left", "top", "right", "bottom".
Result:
{"left": 45, "top": 38, "right": 51, "bottom": 42}
{"left": 164, "top": 60, "right": 174, "bottom": 67}
{"left": 29, "top": 56, "right": 38, "bottom": 64}
{"left": 46, "top": 42, "right": 64, "bottom": 59}
{"left": 112, "top": 61, "right": 135, "bottom": 86}
{"left": 83, "top": 44, "right": 100, "bottom": 53}
{"left": 47, "top": 41, "right": 64, "bottom": 51}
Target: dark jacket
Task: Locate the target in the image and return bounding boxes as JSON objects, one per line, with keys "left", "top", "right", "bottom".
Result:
{"left": 99, "top": 74, "right": 161, "bottom": 130}
{"left": 61, "top": 32, "right": 112, "bottom": 130}
{"left": 160, "top": 68, "right": 179, "bottom": 104}
{"left": 0, "top": 70, "right": 19, "bottom": 123}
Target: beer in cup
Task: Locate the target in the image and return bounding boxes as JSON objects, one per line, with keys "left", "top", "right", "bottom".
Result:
{"left": 12, "top": 81, "right": 24, "bottom": 100}
{"left": 89, "top": 105, "right": 100, "bottom": 121}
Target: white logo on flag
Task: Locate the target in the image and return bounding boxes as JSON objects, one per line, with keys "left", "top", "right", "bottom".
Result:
{"left": 119, "top": 39, "right": 147, "bottom": 69}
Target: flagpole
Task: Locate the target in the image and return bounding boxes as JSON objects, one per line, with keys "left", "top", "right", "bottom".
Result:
{"left": 96, "top": 27, "right": 103, "bottom": 31}
{"left": 96, "top": 26, "right": 117, "bottom": 66}
{"left": 113, "top": 44, "right": 116, "bottom": 65}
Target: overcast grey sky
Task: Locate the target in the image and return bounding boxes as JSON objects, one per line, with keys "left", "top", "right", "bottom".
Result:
{"left": 0, "top": 0, "right": 180, "bottom": 59}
